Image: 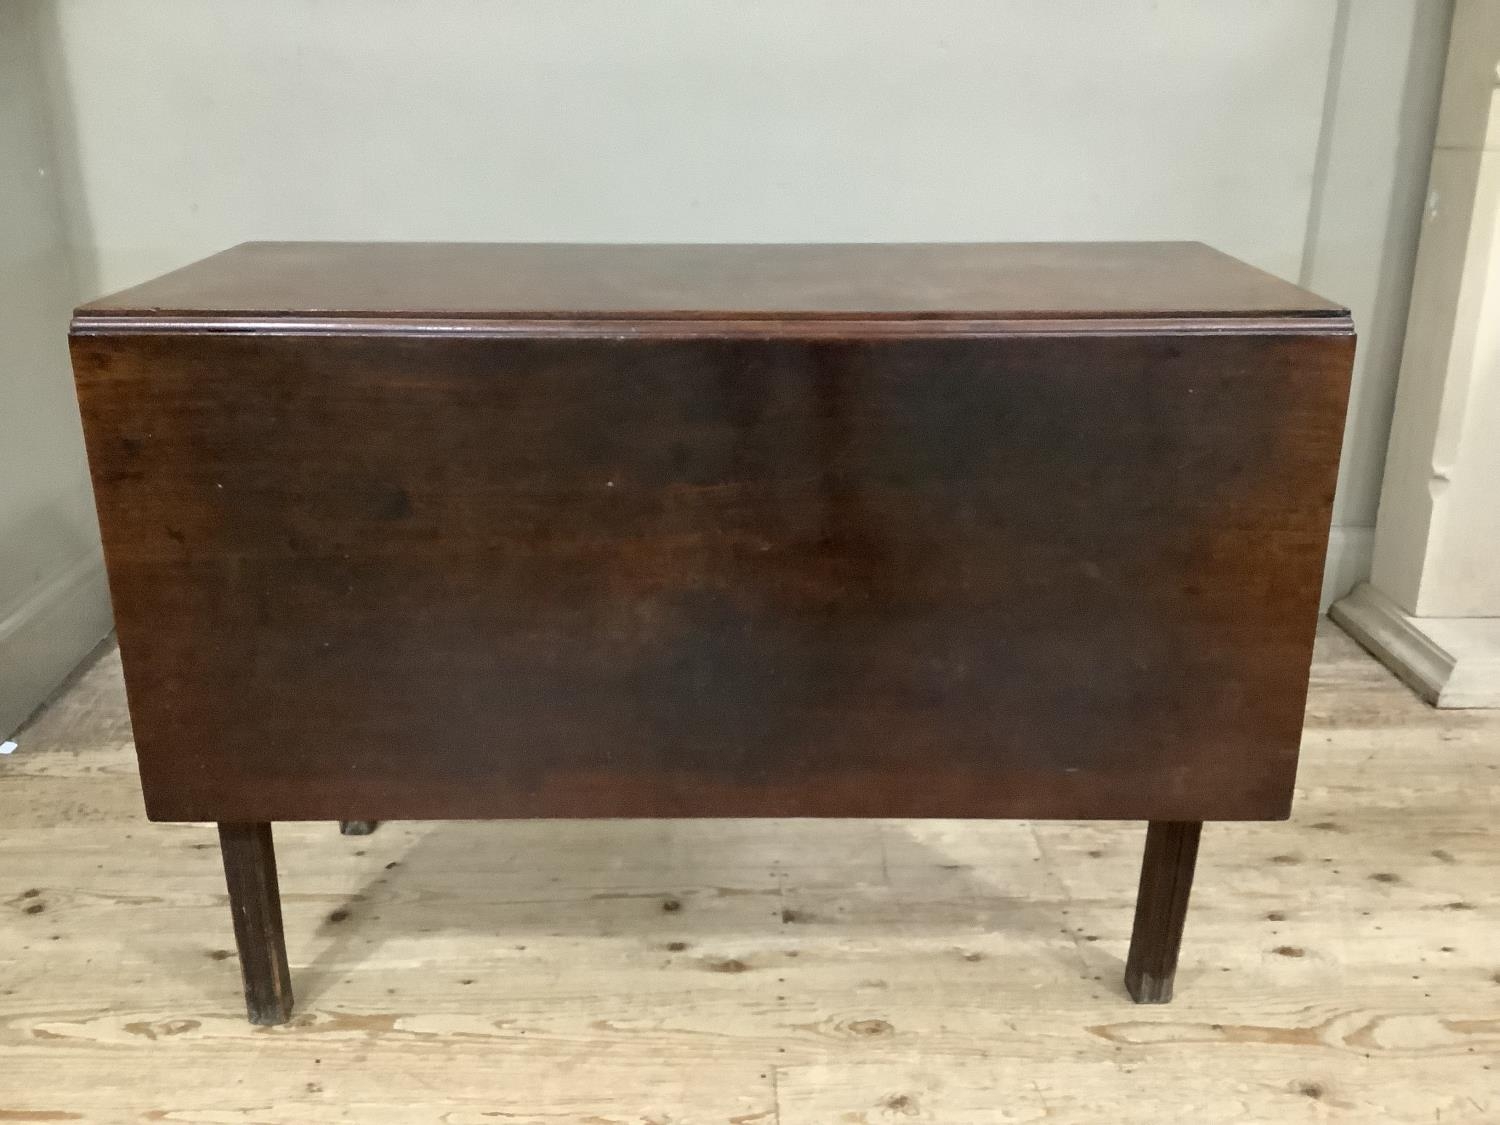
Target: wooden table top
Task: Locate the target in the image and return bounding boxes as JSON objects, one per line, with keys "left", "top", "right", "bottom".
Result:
{"left": 72, "top": 240, "right": 1354, "bottom": 825}
{"left": 76, "top": 241, "right": 1345, "bottom": 327}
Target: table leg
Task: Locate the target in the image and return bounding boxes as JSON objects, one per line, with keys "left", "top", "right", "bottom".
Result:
{"left": 1124, "top": 819, "right": 1202, "bottom": 1004}
{"left": 218, "top": 822, "right": 294, "bottom": 1025}
{"left": 338, "top": 820, "right": 379, "bottom": 836}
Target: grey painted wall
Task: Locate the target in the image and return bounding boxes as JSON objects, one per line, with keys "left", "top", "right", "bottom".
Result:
{"left": 0, "top": 1, "right": 111, "bottom": 737}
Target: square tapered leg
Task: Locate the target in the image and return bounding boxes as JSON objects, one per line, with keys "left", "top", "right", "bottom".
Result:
{"left": 1124, "top": 820, "right": 1202, "bottom": 1004}
{"left": 218, "top": 822, "right": 294, "bottom": 1025}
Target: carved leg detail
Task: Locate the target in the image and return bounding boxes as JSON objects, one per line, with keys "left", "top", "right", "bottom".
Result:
{"left": 1124, "top": 820, "right": 1202, "bottom": 1004}
{"left": 218, "top": 822, "right": 294, "bottom": 1025}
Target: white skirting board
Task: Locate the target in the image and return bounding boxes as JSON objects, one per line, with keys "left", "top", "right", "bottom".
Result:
{"left": 0, "top": 550, "right": 114, "bottom": 738}
{"left": 1331, "top": 582, "right": 1500, "bottom": 709}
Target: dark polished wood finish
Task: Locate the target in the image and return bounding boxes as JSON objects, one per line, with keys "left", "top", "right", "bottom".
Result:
{"left": 1125, "top": 820, "right": 1204, "bottom": 1003}
{"left": 217, "top": 822, "right": 293, "bottom": 1025}
{"left": 71, "top": 242, "right": 1353, "bottom": 1018}
{"left": 73, "top": 240, "right": 1347, "bottom": 323}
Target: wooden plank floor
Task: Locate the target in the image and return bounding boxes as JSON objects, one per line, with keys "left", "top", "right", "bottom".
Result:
{"left": 1, "top": 621, "right": 1497, "bottom": 1123}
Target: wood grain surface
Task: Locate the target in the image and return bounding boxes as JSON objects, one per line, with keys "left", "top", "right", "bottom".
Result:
{"left": 216, "top": 823, "right": 293, "bottom": 1025}
{"left": 73, "top": 325, "right": 1351, "bottom": 823}
{"left": 1, "top": 624, "right": 1496, "bottom": 1123}
{"left": 1125, "top": 820, "right": 1202, "bottom": 1002}
{"left": 74, "top": 241, "right": 1345, "bottom": 323}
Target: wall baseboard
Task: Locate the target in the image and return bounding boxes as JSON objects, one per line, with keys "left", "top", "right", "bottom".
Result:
{"left": 1321, "top": 524, "right": 1373, "bottom": 613}
{"left": 1331, "top": 582, "right": 1500, "bottom": 709}
{"left": 0, "top": 550, "right": 113, "bottom": 738}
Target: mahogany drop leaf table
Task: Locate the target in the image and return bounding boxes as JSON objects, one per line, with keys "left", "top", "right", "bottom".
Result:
{"left": 70, "top": 242, "right": 1353, "bottom": 1023}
